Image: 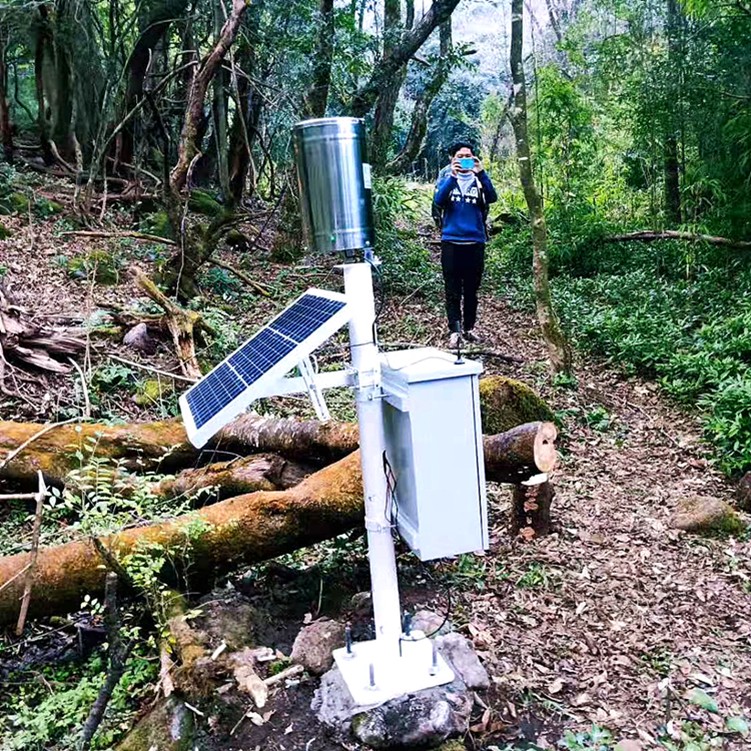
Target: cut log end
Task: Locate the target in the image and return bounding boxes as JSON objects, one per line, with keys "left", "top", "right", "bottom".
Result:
{"left": 532, "top": 422, "right": 558, "bottom": 474}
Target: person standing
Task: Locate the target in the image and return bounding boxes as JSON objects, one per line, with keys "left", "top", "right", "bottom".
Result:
{"left": 433, "top": 142, "right": 497, "bottom": 347}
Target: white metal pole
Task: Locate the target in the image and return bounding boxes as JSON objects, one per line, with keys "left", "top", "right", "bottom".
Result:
{"left": 343, "top": 262, "right": 403, "bottom": 658}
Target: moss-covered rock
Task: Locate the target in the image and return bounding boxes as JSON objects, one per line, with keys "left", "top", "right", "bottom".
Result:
{"left": 116, "top": 696, "right": 194, "bottom": 751}
{"left": 670, "top": 496, "right": 746, "bottom": 537}
{"left": 68, "top": 248, "right": 120, "bottom": 284}
{"left": 224, "top": 228, "right": 249, "bottom": 250}
{"left": 35, "top": 197, "right": 63, "bottom": 217}
{"left": 189, "top": 189, "right": 225, "bottom": 218}
{"left": 0, "top": 191, "right": 30, "bottom": 214}
{"left": 134, "top": 379, "right": 174, "bottom": 406}
{"left": 430, "top": 741, "right": 468, "bottom": 751}
{"left": 479, "top": 376, "right": 555, "bottom": 434}
{"left": 143, "top": 210, "right": 174, "bottom": 240}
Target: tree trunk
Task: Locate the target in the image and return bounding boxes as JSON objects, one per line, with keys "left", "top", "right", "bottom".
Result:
{"left": 0, "top": 25, "right": 14, "bottom": 163}
{"left": 349, "top": 0, "right": 460, "bottom": 118}
{"left": 150, "top": 454, "right": 313, "bottom": 501}
{"left": 170, "top": 0, "right": 250, "bottom": 193}
{"left": 47, "top": 4, "right": 76, "bottom": 163}
{"left": 212, "top": 0, "right": 231, "bottom": 198}
{"left": 0, "top": 415, "right": 556, "bottom": 488}
{"left": 488, "top": 92, "right": 513, "bottom": 165}
{"left": 228, "top": 56, "right": 252, "bottom": 205}
{"left": 664, "top": 134, "right": 681, "bottom": 225}
{"left": 664, "top": 0, "right": 682, "bottom": 225}
{"left": 483, "top": 421, "right": 557, "bottom": 483}
{"left": 33, "top": 5, "right": 53, "bottom": 164}
{"left": 116, "top": 0, "right": 189, "bottom": 174}
{"left": 386, "top": 21, "right": 453, "bottom": 175}
{"left": 370, "top": 0, "right": 404, "bottom": 171}
{"left": 0, "top": 421, "right": 557, "bottom": 625}
{"left": 303, "top": 0, "right": 335, "bottom": 118}
{"left": 509, "top": 0, "right": 572, "bottom": 374}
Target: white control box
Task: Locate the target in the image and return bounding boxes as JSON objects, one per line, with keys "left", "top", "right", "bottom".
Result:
{"left": 380, "top": 348, "right": 488, "bottom": 561}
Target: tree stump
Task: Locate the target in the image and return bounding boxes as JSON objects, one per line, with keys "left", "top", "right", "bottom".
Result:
{"left": 510, "top": 479, "right": 554, "bottom": 539}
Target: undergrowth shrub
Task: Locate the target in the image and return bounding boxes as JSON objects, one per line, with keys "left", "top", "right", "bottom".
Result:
{"left": 494, "top": 227, "right": 751, "bottom": 476}
{"left": 372, "top": 177, "right": 440, "bottom": 299}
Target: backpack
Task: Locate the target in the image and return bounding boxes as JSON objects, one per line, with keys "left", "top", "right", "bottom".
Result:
{"left": 432, "top": 173, "right": 490, "bottom": 236}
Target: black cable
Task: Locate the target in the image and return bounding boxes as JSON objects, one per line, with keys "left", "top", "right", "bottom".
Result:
{"left": 423, "top": 580, "right": 452, "bottom": 639}
{"left": 382, "top": 451, "right": 399, "bottom": 531}
{"left": 367, "top": 255, "right": 386, "bottom": 348}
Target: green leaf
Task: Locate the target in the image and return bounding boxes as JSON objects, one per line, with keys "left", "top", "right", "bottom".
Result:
{"left": 726, "top": 716, "right": 749, "bottom": 735}
{"left": 687, "top": 688, "right": 719, "bottom": 713}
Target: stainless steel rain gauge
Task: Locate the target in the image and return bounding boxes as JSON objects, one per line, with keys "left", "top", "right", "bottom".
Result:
{"left": 180, "top": 117, "right": 487, "bottom": 708}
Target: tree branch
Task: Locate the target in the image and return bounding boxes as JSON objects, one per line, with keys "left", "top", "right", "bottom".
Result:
{"left": 350, "top": 0, "right": 461, "bottom": 117}
{"left": 603, "top": 230, "right": 751, "bottom": 249}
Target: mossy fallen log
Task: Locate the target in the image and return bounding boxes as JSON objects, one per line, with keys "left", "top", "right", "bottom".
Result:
{"left": 0, "top": 421, "right": 557, "bottom": 625}
{"left": 479, "top": 375, "right": 554, "bottom": 434}
{"left": 0, "top": 376, "right": 551, "bottom": 487}
{"left": 0, "top": 452, "right": 365, "bottom": 626}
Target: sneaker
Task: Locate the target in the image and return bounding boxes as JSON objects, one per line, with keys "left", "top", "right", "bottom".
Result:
{"left": 448, "top": 331, "right": 462, "bottom": 349}
{"left": 463, "top": 329, "right": 480, "bottom": 344}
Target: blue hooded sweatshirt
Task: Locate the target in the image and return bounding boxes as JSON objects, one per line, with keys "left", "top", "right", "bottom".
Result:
{"left": 434, "top": 170, "right": 498, "bottom": 244}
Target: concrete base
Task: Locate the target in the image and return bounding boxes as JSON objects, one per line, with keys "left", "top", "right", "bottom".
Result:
{"left": 332, "top": 634, "right": 454, "bottom": 707}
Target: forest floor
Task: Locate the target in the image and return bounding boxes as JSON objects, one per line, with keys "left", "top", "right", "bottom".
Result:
{"left": 0, "top": 177, "right": 750, "bottom": 751}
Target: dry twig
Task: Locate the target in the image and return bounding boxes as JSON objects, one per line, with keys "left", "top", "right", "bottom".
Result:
{"left": 15, "top": 472, "right": 46, "bottom": 635}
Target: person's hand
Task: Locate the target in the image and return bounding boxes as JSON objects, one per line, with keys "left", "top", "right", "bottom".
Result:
{"left": 472, "top": 156, "right": 484, "bottom": 174}
{"left": 451, "top": 157, "right": 461, "bottom": 176}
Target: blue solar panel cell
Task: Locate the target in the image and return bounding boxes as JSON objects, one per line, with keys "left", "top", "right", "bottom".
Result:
{"left": 229, "top": 329, "right": 296, "bottom": 384}
{"left": 270, "top": 294, "right": 346, "bottom": 342}
{"left": 186, "top": 364, "right": 246, "bottom": 428}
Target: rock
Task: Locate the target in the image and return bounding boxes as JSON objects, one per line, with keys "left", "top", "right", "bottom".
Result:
{"left": 436, "top": 633, "right": 489, "bottom": 690}
{"left": 350, "top": 591, "right": 372, "bottom": 615}
{"left": 312, "top": 667, "right": 361, "bottom": 733}
{"left": 193, "top": 592, "right": 257, "bottom": 651}
{"left": 615, "top": 741, "right": 643, "bottom": 751}
{"left": 670, "top": 496, "right": 746, "bottom": 537}
{"left": 291, "top": 618, "right": 345, "bottom": 675}
{"left": 737, "top": 472, "right": 751, "bottom": 512}
{"left": 123, "top": 323, "right": 157, "bottom": 354}
{"left": 351, "top": 681, "right": 472, "bottom": 749}
{"left": 116, "top": 696, "right": 194, "bottom": 751}
{"left": 411, "top": 609, "right": 452, "bottom": 637}
{"left": 314, "top": 666, "right": 472, "bottom": 748}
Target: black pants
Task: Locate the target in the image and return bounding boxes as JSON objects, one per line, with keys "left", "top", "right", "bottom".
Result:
{"left": 441, "top": 241, "right": 485, "bottom": 333}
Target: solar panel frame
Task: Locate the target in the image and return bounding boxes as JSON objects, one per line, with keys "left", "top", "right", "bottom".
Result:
{"left": 180, "top": 288, "right": 350, "bottom": 447}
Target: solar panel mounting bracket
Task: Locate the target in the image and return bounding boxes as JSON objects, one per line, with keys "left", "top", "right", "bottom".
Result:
{"left": 298, "top": 356, "right": 331, "bottom": 421}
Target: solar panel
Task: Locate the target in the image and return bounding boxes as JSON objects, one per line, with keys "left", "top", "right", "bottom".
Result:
{"left": 180, "top": 289, "right": 350, "bottom": 447}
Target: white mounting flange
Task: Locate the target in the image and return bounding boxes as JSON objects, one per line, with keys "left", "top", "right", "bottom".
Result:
{"left": 333, "top": 635, "right": 454, "bottom": 707}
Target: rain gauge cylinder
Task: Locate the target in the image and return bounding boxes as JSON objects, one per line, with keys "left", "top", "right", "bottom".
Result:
{"left": 293, "top": 117, "right": 375, "bottom": 254}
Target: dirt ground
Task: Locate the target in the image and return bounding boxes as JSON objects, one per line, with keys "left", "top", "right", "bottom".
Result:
{"left": 1, "top": 187, "right": 750, "bottom": 750}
